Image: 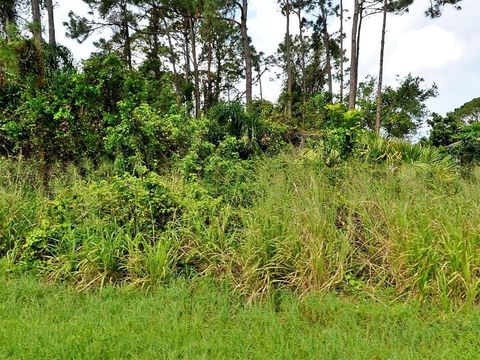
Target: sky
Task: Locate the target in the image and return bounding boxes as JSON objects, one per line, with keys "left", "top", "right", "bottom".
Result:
{"left": 53, "top": 0, "right": 480, "bottom": 116}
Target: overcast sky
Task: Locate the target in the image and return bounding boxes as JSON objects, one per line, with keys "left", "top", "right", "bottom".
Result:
{"left": 53, "top": 0, "right": 480, "bottom": 116}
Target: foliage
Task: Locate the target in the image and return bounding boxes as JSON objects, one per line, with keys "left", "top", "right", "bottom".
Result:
{"left": 104, "top": 102, "right": 192, "bottom": 173}
{"left": 428, "top": 97, "right": 480, "bottom": 164}
{"left": 322, "top": 104, "right": 365, "bottom": 159}
{"left": 300, "top": 92, "right": 331, "bottom": 129}
{"left": 453, "top": 122, "right": 480, "bottom": 164}
{"left": 426, "top": 0, "right": 463, "bottom": 17}
{"left": 2, "top": 145, "right": 480, "bottom": 305}
{"left": 450, "top": 97, "right": 480, "bottom": 124}
{"left": 358, "top": 75, "right": 438, "bottom": 138}
{"left": 0, "top": 0, "right": 476, "bottom": 314}
{"left": 427, "top": 112, "right": 463, "bottom": 148}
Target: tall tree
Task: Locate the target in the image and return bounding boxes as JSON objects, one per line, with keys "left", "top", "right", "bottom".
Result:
{"left": 163, "top": 0, "right": 254, "bottom": 106}
{"left": 163, "top": 16, "right": 181, "bottom": 97}
{"left": 0, "top": 0, "right": 17, "bottom": 90}
{"left": 31, "top": 0, "right": 45, "bottom": 88}
{"left": 279, "top": 0, "right": 293, "bottom": 116}
{"left": 120, "top": 1, "right": 132, "bottom": 69}
{"left": 375, "top": 0, "right": 414, "bottom": 132}
{"left": 31, "top": 0, "right": 42, "bottom": 43}
{"left": 46, "top": 0, "right": 56, "bottom": 45}
{"left": 239, "top": 0, "right": 253, "bottom": 106}
{"left": 318, "top": 0, "right": 333, "bottom": 98}
{"left": 32, "top": 0, "right": 48, "bottom": 188}
{"left": 348, "top": 0, "right": 389, "bottom": 110}
{"left": 358, "top": 74, "right": 438, "bottom": 138}
{"left": 217, "top": 0, "right": 254, "bottom": 105}
{"left": 375, "top": 0, "right": 449, "bottom": 132}
{"left": 0, "top": 0, "right": 17, "bottom": 40}
{"left": 188, "top": 16, "right": 201, "bottom": 118}
{"left": 294, "top": 1, "right": 307, "bottom": 104}
{"left": 199, "top": 9, "right": 243, "bottom": 110}
{"left": 339, "top": 0, "right": 344, "bottom": 101}
{"left": 348, "top": 0, "right": 360, "bottom": 110}
{"left": 375, "top": 0, "right": 387, "bottom": 134}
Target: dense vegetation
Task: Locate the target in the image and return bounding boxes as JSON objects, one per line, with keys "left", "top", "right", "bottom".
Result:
{"left": 2, "top": 3, "right": 480, "bottom": 356}
{"left": 2, "top": 133, "right": 480, "bottom": 304}
{"left": 1, "top": 1, "right": 480, "bottom": 357}
{"left": 1, "top": 0, "right": 479, "bottom": 302}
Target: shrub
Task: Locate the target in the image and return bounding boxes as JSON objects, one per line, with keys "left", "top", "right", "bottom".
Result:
{"left": 454, "top": 122, "right": 480, "bottom": 164}
{"left": 47, "top": 172, "right": 179, "bottom": 233}
{"left": 105, "top": 103, "right": 201, "bottom": 173}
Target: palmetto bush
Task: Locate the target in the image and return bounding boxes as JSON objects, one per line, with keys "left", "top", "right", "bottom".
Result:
{"left": 357, "top": 132, "right": 454, "bottom": 164}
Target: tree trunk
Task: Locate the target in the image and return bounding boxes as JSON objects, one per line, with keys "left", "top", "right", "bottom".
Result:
{"left": 31, "top": 0, "right": 42, "bottom": 43}
{"left": 31, "top": 0, "right": 44, "bottom": 88}
{"left": 297, "top": 9, "right": 307, "bottom": 105}
{"left": 355, "top": 1, "right": 364, "bottom": 96}
{"left": 339, "top": 0, "right": 344, "bottom": 102}
{"left": 320, "top": 3, "right": 333, "bottom": 101}
{"left": 121, "top": 2, "right": 132, "bottom": 70}
{"left": 375, "top": 0, "right": 388, "bottom": 134}
{"left": 150, "top": 9, "right": 161, "bottom": 81}
{"left": 31, "top": 0, "right": 48, "bottom": 190}
{"left": 258, "top": 69, "right": 263, "bottom": 100}
{"left": 188, "top": 17, "right": 201, "bottom": 118}
{"left": 348, "top": 0, "right": 360, "bottom": 110}
{"left": 206, "top": 39, "right": 214, "bottom": 111}
{"left": 1, "top": 16, "right": 7, "bottom": 39}
{"left": 240, "top": 0, "right": 253, "bottom": 106}
{"left": 162, "top": 17, "right": 181, "bottom": 99}
{"left": 285, "top": 0, "right": 292, "bottom": 117}
{"left": 215, "top": 46, "right": 223, "bottom": 102}
{"left": 0, "top": 3, "right": 7, "bottom": 81}
{"left": 184, "top": 21, "right": 190, "bottom": 84}
{"left": 46, "top": 0, "right": 56, "bottom": 45}
{"left": 2, "top": 0, "right": 16, "bottom": 42}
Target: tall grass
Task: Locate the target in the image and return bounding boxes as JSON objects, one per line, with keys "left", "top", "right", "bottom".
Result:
{"left": 1, "top": 145, "right": 479, "bottom": 304}
{"left": 231, "top": 154, "right": 480, "bottom": 303}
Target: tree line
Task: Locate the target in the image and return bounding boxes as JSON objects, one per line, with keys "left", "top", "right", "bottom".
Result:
{"left": 2, "top": 0, "right": 477, "bottom": 177}
{"left": 1, "top": 0, "right": 463, "bottom": 112}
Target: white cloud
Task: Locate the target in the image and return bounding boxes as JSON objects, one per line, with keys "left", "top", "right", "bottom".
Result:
{"left": 387, "top": 25, "right": 464, "bottom": 73}
{"left": 249, "top": 0, "right": 286, "bottom": 56}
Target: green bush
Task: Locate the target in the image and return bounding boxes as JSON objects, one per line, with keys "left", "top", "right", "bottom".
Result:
{"left": 47, "top": 172, "right": 179, "bottom": 233}
{"left": 454, "top": 122, "right": 480, "bottom": 164}
{"left": 104, "top": 102, "right": 195, "bottom": 172}
{"left": 0, "top": 170, "right": 180, "bottom": 284}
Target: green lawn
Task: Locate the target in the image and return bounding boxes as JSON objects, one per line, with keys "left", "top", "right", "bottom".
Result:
{"left": 0, "top": 277, "right": 479, "bottom": 360}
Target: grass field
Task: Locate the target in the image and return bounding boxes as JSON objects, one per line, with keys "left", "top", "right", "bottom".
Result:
{"left": 1, "top": 276, "right": 479, "bottom": 360}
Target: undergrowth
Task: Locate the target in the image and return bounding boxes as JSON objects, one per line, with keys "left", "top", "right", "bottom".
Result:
{"left": 1, "top": 140, "right": 479, "bottom": 306}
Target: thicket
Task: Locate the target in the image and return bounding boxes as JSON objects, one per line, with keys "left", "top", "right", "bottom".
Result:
{"left": 1, "top": 123, "right": 479, "bottom": 305}
{"left": 1, "top": 35, "right": 480, "bottom": 305}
